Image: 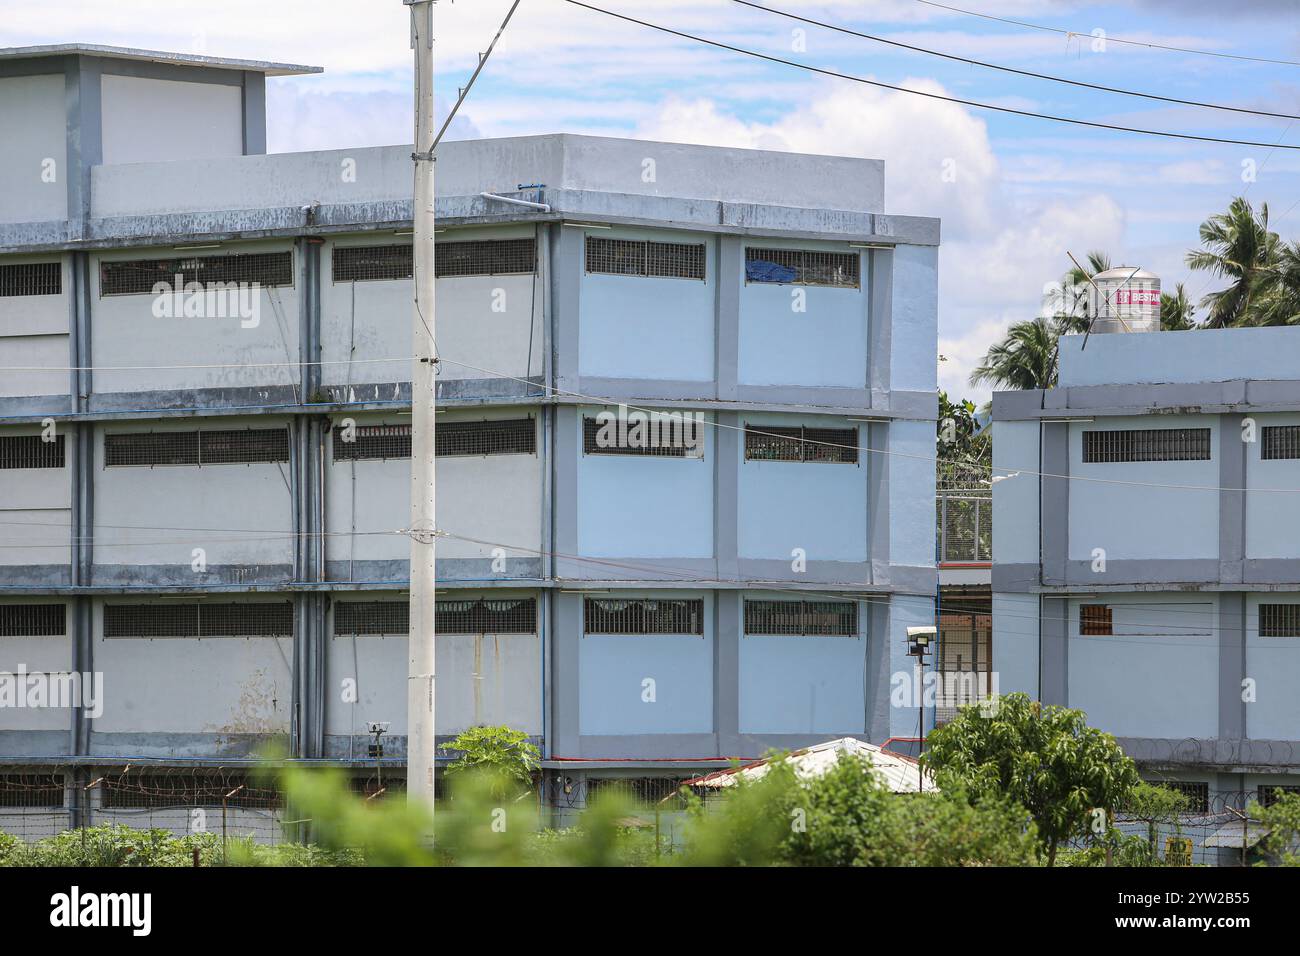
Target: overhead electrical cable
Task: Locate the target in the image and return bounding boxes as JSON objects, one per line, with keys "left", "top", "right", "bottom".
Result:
{"left": 735, "top": 0, "right": 1300, "bottom": 120}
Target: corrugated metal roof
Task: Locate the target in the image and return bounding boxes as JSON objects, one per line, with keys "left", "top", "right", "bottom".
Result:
{"left": 0, "top": 43, "right": 321, "bottom": 76}
{"left": 685, "top": 737, "right": 935, "bottom": 794}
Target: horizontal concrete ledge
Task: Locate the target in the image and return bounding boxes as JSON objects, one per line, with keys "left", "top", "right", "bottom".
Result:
{"left": 995, "top": 560, "right": 1300, "bottom": 592}
{"left": 994, "top": 380, "right": 1300, "bottom": 420}
{"left": 1119, "top": 736, "right": 1300, "bottom": 771}
{"left": 573, "top": 731, "right": 879, "bottom": 761}
{"left": 1, "top": 192, "right": 940, "bottom": 254}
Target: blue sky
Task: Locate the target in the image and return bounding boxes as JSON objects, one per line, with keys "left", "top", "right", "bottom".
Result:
{"left": 7, "top": 0, "right": 1299, "bottom": 401}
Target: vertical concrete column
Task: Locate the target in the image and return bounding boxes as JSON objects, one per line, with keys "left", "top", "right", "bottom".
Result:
{"left": 550, "top": 591, "right": 582, "bottom": 756}
{"left": 1219, "top": 593, "right": 1247, "bottom": 743}
{"left": 551, "top": 225, "right": 582, "bottom": 395}
{"left": 714, "top": 411, "right": 739, "bottom": 582}
{"left": 68, "top": 251, "right": 95, "bottom": 759}
{"left": 865, "top": 596, "right": 892, "bottom": 742}
{"left": 867, "top": 421, "right": 890, "bottom": 586}
{"left": 714, "top": 591, "right": 740, "bottom": 755}
{"left": 716, "top": 236, "right": 741, "bottom": 402}
{"left": 63, "top": 56, "right": 102, "bottom": 241}
{"left": 1040, "top": 595, "right": 1069, "bottom": 706}
{"left": 1219, "top": 415, "right": 1246, "bottom": 584}
{"left": 241, "top": 71, "right": 267, "bottom": 155}
{"left": 1040, "top": 422, "right": 1070, "bottom": 585}
{"left": 867, "top": 248, "right": 893, "bottom": 411}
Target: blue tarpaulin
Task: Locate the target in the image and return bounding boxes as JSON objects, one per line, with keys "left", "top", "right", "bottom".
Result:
{"left": 745, "top": 258, "right": 798, "bottom": 283}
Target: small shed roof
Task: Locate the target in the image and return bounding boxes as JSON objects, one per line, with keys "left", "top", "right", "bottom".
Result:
{"left": 684, "top": 737, "right": 935, "bottom": 794}
{"left": 0, "top": 44, "right": 321, "bottom": 76}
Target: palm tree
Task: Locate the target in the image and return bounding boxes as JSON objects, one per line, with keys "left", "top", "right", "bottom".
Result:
{"left": 969, "top": 316, "right": 1068, "bottom": 391}
{"left": 1185, "top": 196, "right": 1280, "bottom": 327}
{"left": 1045, "top": 249, "right": 1110, "bottom": 332}
{"left": 1252, "top": 241, "right": 1300, "bottom": 327}
{"left": 1159, "top": 282, "right": 1196, "bottom": 330}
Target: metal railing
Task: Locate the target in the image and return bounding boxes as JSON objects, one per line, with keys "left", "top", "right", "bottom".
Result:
{"left": 937, "top": 491, "right": 991, "bottom": 564}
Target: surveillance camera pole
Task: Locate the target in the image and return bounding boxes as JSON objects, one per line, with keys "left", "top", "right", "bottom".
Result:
{"left": 405, "top": 0, "right": 438, "bottom": 818}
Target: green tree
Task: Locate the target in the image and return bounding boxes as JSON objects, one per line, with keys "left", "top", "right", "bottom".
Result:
{"left": 439, "top": 725, "right": 540, "bottom": 797}
{"left": 1119, "top": 781, "right": 1191, "bottom": 865}
{"left": 968, "top": 316, "right": 1070, "bottom": 392}
{"left": 1159, "top": 283, "right": 1197, "bottom": 331}
{"left": 1252, "top": 240, "right": 1300, "bottom": 327}
{"left": 1253, "top": 789, "right": 1300, "bottom": 866}
{"left": 922, "top": 694, "right": 1140, "bottom": 865}
{"left": 1186, "top": 196, "right": 1280, "bottom": 327}
{"left": 937, "top": 390, "right": 991, "bottom": 489}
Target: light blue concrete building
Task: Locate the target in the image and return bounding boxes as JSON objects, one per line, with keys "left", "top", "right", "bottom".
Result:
{"left": 0, "top": 44, "right": 940, "bottom": 825}
{"left": 993, "top": 326, "right": 1300, "bottom": 825}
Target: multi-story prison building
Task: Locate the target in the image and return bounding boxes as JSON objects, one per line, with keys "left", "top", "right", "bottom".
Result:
{"left": 0, "top": 44, "right": 939, "bottom": 827}
{"left": 994, "top": 328, "right": 1300, "bottom": 842}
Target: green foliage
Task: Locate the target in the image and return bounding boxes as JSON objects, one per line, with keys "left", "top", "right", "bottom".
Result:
{"left": 1253, "top": 790, "right": 1300, "bottom": 866}
{"left": 3, "top": 825, "right": 221, "bottom": 867}
{"left": 922, "top": 693, "right": 1140, "bottom": 865}
{"left": 439, "top": 725, "right": 540, "bottom": 797}
{"left": 937, "top": 391, "right": 990, "bottom": 480}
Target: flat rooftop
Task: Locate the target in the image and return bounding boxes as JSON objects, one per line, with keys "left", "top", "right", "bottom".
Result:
{"left": 0, "top": 43, "right": 321, "bottom": 76}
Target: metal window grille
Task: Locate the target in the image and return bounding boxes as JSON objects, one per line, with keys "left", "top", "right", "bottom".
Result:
{"left": 1258, "top": 784, "right": 1300, "bottom": 808}
{"left": 585, "top": 776, "right": 689, "bottom": 804}
{"left": 99, "top": 251, "right": 294, "bottom": 296}
{"left": 583, "top": 598, "right": 704, "bottom": 635}
{"left": 585, "top": 236, "right": 706, "bottom": 280}
{"left": 351, "top": 775, "right": 412, "bottom": 800}
{"left": 332, "top": 420, "right": 535, "bottom": 461}
{"left": 1262, "top": 425, "right": 1300, "bottom": 460}
{"left": 332, "top": 244, "right": 412, "bottom": 282}
{"left": 935, "top": 611, "right": 992, "bottom": 724}
{"left": 937, "top": 493, "right": 991, "bottom": 563}
{"left": 101, "top": 773, "right": 278, "bottom": 809}
{"left": 744, "top": 247, "right": 860, "bottom": 288}
{"left": 743, "top": 424, "right": 857, "bottom": 463}
{"left": 1082, "top": 428, "right": 1211, "bottom": 463}
{"left": 198, "top": 602, "right": 294, "bottom": 637}
{"left": 105, "top": 429, "right": 288, "bottom": 466}
{"left": 334, "top": 598, "right": 536, "bottom": 635}
{"left": 0, "top": 262, "right": 61, "bottom": 297}
{"left": 1259, "top": 604, "right": 1300, "bottom": 637}
{"left": 437, "top": 238, "right": 537, "bottom": 277}
{"left": 0, "top": 434, "right": 65, "bottom": 469}
{"left": 1080, "top": 604, "right": 1113, "bottom": 636}
{"left": 0, "top": 604, "right": 66, "bottom": 637}
{"left": 1157, "top": 781, "right": 1210, "bottom": 814}
{"left": 582, "top": 416, "right": 696, "bottom": 458}
{"left": 743, "top": 599, "right": 857, "bottom": 636}
{"left": 103, "top": 602, "right": 293, "bottom": 639}
{"left": 0, "top": 774, "right": 65, "bottom": 808}
{"left": 439, "top": 418, "right": 535, "bottom": 457}
{"left": 334, "top": 600, "right": 409, "bottom": 635}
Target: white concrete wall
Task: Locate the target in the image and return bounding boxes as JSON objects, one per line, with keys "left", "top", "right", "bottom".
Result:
{"left": 93, "top": 419, "right": 294, "bottom": 569}
{"left": 90, "top": 241, "right": 300, "bottom": 396}
{"left": 1246, "top": 412, "right": 1300, "bottom": 560}
{"left": 100, "top": 74, "right": 243, "bottom": 165}
{"left": 1068, "top": 595, "right": 1218, "bottom": 739}
{"left": 0, "top": 599, "right": 72, "bottom": 733}
{"left": 323, "top": 411, "right": 542, "bottom": 566}
{"left": 1059, "top": 326, "right": 1300, "bottom": 387}
{"left": 1068, "top": 416, "right": 1219, "bottom": 561}
{"left": 889, "top": 245, "right": 939, "bottom": 393}
{"left": 319, "top": 226, "right": 542, "bottom": 390}
{"left": 1245, "top": 593, "right": 1300, "bottom": 740}
{"left": 991, "top": 421, "right": 1039, "bottom": 565}
{"left": 92, "top": 601, "right": 292, "bottom": 736}
{"left": 0, "top": 254, "right": 70, "bottom": 397}
{"left": 0, "top": 74, "right": 67, "bottom": 223}
{"left": 0, "top": 425, "right": 71, "bottom": 567}
{"left": 992, "top": 592, "right": 1039, "bottom": 698}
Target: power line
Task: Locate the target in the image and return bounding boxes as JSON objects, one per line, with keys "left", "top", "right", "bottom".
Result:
{"left": 909, "top": 0, "right": 1300, "bottom": 68}
{"left": 736, "top": 1, "right": 1300, "bottom": 121}
{"left": 561, "top": 0, "right": 1300, "bottom": 150}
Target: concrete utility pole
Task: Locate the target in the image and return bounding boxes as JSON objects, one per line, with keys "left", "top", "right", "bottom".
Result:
{"left": 405, "top": 0, "right": 438, "bottom": 812}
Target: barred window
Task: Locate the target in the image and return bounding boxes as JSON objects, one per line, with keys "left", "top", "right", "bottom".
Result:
{"left": 99, "top": 251, "right": 293, "bottom": 296}
{"left": 1082, "top": 428, "right": 1211, "bottom": 463}
{"left": 101, "top": 773, "right": 277, "bottom": 810}
{"left": 0, "top": 434, "right": 65, "bottom": 469}
{"left": 743, "top": 599, "right": 857, "bottom": 636}
{"left": 1080, "top": 604, "right": 1113, "bottom": 636}
{"left": 0, "top": 604, "right": 66, "bottom": 637}
{"left": 582, "top": 415, "right": 700, "bottom": 458}
{"left": 103, "top": 602, "right": 293, "bottom": 639}
{"left": 1262, "top": 425, "right": 1300, "bottom": 460}
{"left": 332, "top": 420, "right": 535, "bottom": 461}
{"left": 333, "top": 598, "right": 536, "bottom": 635}
{"left": 105, "top": 428, "right": 288, "bottom": 466}
{"left": 584, "top": 598, "right": 704, "bottom": 636}
{"left": 0, "top": 774, "right": 65, "bottom": 808}
{"left": 745, "top": 247, "right": 859, "bottom": 288}
{"left": 0, "top": 262, "right": 61, "bottom": 297}
{"left": 1258, "top": 785, "right": 1300, "bottom": 808}
{"left": 1259, "top": 604, "right": 1300, "bottom": 638}
{"left": 1155, "top": 781, "right": 1209, "bottom": 814}
{"left": 743, "top": 424, "right": 857, "bottom": 463}
{"left": 585, "top": 236, "right": 706, "bottom": 280}
{"left": 585, "top": 776, "right": 690, "bottom": 804}
{"left": 331, "top": 238, "right": 537, "bottom": 282}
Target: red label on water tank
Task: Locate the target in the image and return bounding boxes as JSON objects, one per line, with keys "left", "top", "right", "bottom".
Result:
{"left": 1113, "top": 288, "right": 1159, "bottom": 305}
